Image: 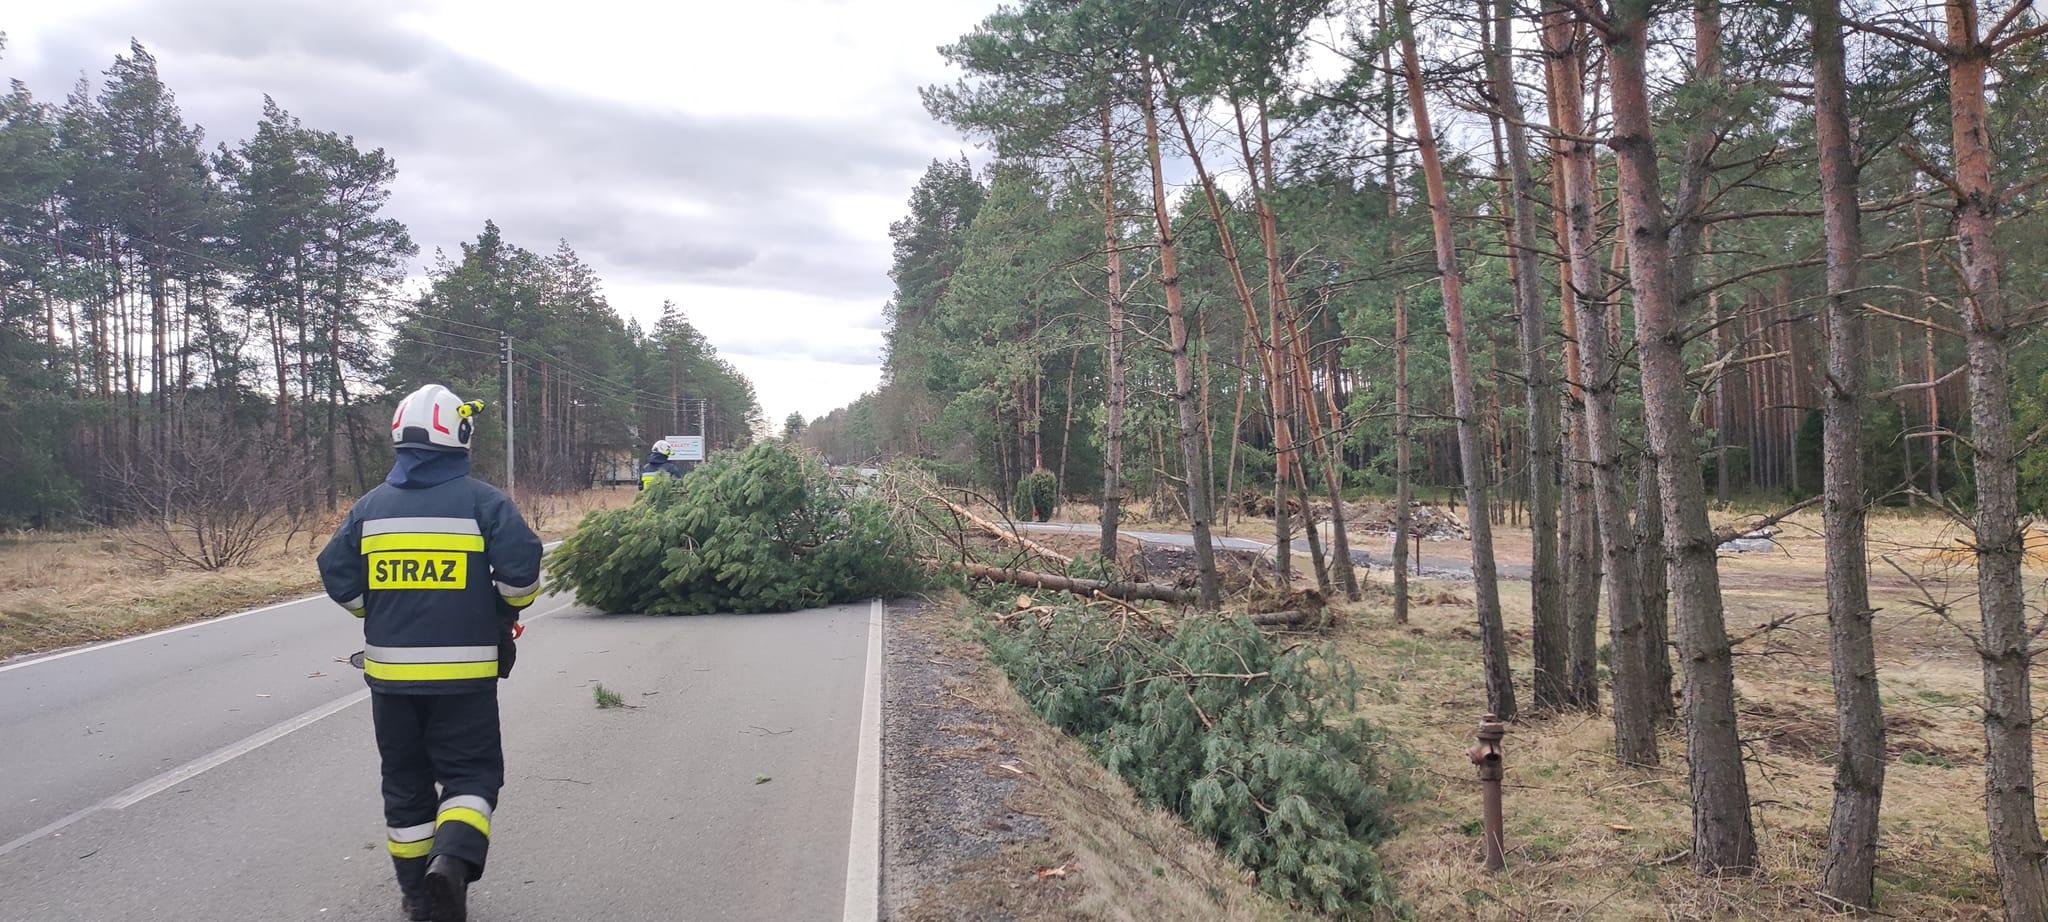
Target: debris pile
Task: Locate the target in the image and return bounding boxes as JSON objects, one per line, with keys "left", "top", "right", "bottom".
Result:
{"left": 1343, "top": 499, "right": 1472, "bottom": 541}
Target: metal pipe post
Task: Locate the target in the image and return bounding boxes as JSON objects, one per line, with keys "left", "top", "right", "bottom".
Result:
{"left": 1468, "top": 712, "right": 1507, "bottom": 871}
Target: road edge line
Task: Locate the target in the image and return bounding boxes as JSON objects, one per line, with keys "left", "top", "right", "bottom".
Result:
{"left": 841, "top": 598, "right": 885, "bottom": 922}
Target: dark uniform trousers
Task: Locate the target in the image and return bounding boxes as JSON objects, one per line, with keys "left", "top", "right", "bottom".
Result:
{"left": 373, "top": 691, "right": 505, "bottom": 892}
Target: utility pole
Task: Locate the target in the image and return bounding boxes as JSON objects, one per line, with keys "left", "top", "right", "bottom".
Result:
{"left": 698, "top": 398, "right": 707, "bottom": 449}
{"left": 501, "top": 331, "right": 516, "bottom": 494}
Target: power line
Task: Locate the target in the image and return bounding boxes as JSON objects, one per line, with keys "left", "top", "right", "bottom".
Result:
{"left": 393, "top": 336, "right": 500, "bottom": 360}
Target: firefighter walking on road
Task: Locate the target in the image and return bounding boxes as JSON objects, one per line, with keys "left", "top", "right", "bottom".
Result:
{"left": 318, "top": 384, "right": 543, "bottom": 922}
{"left": 639, "top": 439, "right": 681, "bottom": 489}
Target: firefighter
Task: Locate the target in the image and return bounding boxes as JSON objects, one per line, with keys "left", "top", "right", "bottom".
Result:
{"left": 317, "top": 384, "right": 543, "bottom": 922}
{"left": 638, "top": 439, "right": 681, "bottom": 490}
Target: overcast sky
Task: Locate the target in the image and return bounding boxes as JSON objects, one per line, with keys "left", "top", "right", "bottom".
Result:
{"left": 4, "top": 0, "right": 1000, "bottom": 425}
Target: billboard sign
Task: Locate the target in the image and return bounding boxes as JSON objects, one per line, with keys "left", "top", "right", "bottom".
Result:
{"left": 665, "top": 436, "right": 706, "bottom": 462}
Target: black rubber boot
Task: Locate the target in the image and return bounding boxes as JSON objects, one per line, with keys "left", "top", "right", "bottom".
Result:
{"left": 401, "top": 892, "right": 432, "bottom": 922}
{"left": 423, "top": 855, "right": 470, "bottom": 922}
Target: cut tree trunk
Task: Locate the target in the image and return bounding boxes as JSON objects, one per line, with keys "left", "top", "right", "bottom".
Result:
{"left": 960, "top": 563, "right": 1195, "bottom": 605}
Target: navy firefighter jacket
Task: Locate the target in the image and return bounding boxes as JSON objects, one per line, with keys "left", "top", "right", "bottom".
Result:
{"left": 639, "top": 451, "right": 680, "bottom": 489}
{"left": 317, "top": 451, "right": 543, "bottom": 695}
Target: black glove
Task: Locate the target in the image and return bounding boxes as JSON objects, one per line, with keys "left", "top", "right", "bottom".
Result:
{"left": 498, "top": 627, "right": 518, "bottom": 679}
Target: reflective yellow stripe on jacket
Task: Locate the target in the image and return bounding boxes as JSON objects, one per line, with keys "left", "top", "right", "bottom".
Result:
{"left": 361, "top": 532, "right": 485, "bottom": 553}
{"left": 362, "top": 644, "right": 498, "bottom": 683}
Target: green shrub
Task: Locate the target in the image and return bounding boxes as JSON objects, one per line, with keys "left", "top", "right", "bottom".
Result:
{"left": 548, "top": 441, "right": 921, "bottom": 614}
{"left": 985, "top": 606, "right": 1409, "bottom": 915}
{"left": 1011, "top": 467, "right": 1059, "bottom": 522}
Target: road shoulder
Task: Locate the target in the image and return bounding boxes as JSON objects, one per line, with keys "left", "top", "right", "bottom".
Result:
{"left": 880, "top": 597, "right": 1293, "bottom": 921}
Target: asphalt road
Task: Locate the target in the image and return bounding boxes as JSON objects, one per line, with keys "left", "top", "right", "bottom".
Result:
{"left": 1015, "top": 521, "right": 1527, "bottom": 582}
{"left": 0, "top": 591, "right": 882, "bottom": 921}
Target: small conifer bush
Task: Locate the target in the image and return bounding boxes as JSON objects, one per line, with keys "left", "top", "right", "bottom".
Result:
{"left": 549, "top": 441, "right": 920, "bottom": 614}
{"left": 1010, "top": 467, "right": 1058, "bottom": 522}
{"left": 985, "top": 606, "right": 1408, "bottom": 915}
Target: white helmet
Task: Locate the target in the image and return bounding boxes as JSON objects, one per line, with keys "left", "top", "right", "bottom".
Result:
{"left": 391, "top": 384, "right": 478, "bottom": 452}
{"left": 652, "top": 439, "right": 672, "bottom": 455}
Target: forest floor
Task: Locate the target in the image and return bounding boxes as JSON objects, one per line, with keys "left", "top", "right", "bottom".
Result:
{"left": 1325, "top": 508, "right": 2006, "bottom": 919}
{"left": 0, "top": 487, "right": 636, "bottom": 660}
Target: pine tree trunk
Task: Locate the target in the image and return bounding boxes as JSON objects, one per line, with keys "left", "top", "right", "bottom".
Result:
{"left": 1141, "top": 63, "right": 1220, "bottom": 608}
{"left": 1393, "top": 237, "right": 1413, "bottom": 624}
{"left": 1940, "top": 2, "right": 2048, "bottom": 914}
{"left": 1541, "top": 20, "right": 1602, "bottom": 709}
{"left": 1636, "top": 454, "right": 1676, "bottom": 724}
{"left": 1712, "top": 285, "right": 1733, "bottom": 504}
{"left": 1605, "top": 0, "right": 1756, "bottom": 873}
{"left": 1398, "top": 2, "right": 1515, "bottom": 718}
{"left": 1168, "top": 91, "right": 1292, "bottom": 588}
{"left": 1059, "top": 344, "right": 1080, "bottom": 500}
{"left": 1915, "top": 196, "right": 1944, "bottom": 501}
{"left": 1487, "top": 0, "right": 1565, "bottom": 709}
{"left": 1812, "top": 0, "right": 1883, "bottom": 905}
{"left": 1099, "top": 105, "right": 1127, "bottom": 563}
{"left": 1259, "top": 110, "right": 1361, "bottom": 601}
{"left": 1229, "top": 103, "right": 1299, "bottom": 592}
{"left": 1545, "top": 3, "right": 1654, "bottom": 757}
{"left": 1382, "top": 15, "right": 1411, "bottom": 619}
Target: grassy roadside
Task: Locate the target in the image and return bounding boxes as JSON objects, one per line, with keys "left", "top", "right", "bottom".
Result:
{"left": 979, "top": 505, "right": 2007, "bottom": 918}
{"left": 1335, "top": 543, "right": 2002, "bottom": 919}
{"left": 0, "top": 488, "right": 635, "bottom": 661}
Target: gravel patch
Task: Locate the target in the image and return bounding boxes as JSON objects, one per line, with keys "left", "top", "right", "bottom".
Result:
{"left": 881, "top": 599, "right": 1048, "bottom": 919}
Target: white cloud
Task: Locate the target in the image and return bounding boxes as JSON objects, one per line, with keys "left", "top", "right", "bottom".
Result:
{"left": 4, "top": 0, "right": 994, "bottom": 425}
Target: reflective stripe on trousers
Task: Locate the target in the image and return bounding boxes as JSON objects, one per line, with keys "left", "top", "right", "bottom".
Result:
{"left": 387, "top": 821, "right": 434, "bottom": 859}
{"left": 437, "top": 794, "right": 493, "bottom": 837}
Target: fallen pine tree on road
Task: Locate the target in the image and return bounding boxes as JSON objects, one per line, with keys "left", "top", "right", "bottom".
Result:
{"left": 546, "top": 441, "right": 921, "bottom": 614}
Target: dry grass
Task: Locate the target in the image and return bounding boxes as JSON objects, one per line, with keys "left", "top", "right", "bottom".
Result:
{"left": 1331, "top": 508, "right": 2013, "bottom": 920}
{"left": 0, "top": 486, "right": 636, "bottom": 661}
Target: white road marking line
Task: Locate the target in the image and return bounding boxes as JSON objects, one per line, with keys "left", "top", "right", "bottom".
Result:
{"left": 841, "top": 598, "right": 885, "bottom": 922}
{"left": 0, "top": 541, "right": 565, "bottom": 673}
{"left": 105, "top": 688, "right": 375, "bottom": 810}
{"left": 0, "top": 598, "right": 576, "bottom": 859}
